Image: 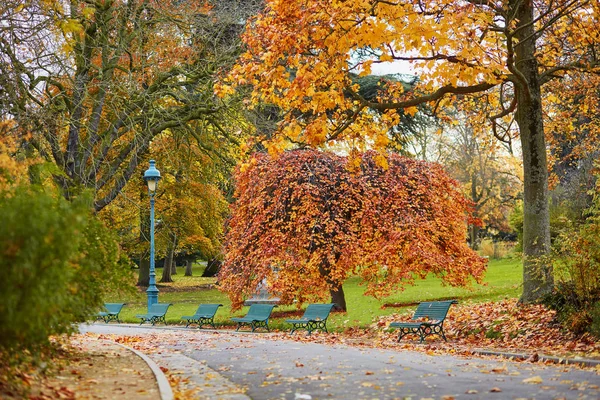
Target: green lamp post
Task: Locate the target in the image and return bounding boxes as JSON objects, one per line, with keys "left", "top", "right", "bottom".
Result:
{"left": 143, "top": 160, "right": 161, "bottom": 310}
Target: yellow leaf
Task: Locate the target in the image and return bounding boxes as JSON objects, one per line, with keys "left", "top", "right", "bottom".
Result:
{"left": 522, "top": 376, "right": 543, "bottom": 384}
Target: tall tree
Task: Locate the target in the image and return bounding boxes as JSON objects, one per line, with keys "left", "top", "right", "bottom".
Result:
{"left": 0, "top": 0, "right": 247, "bottom": 211}
{"left": 223, "top": 0, "right": 600, "bottom": 302}
{"left": 220, "top": 149, "right": 486, "bottom": 311}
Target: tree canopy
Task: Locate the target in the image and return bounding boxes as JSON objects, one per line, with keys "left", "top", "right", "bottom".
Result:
{"left": 222, "top": 0, "right": 600, "bottom": 302}
{"left": 0, "top": 0, "right": 249, "bottom": 211}
{"left": 219, "top": 149, "right": 486, "bottom": 311}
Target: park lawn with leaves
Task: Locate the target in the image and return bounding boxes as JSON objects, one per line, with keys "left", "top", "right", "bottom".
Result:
{"left": 104, "top": 258, "right": 522, "bottom": 329}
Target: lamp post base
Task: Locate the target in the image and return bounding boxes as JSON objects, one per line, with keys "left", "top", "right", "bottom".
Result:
{"left": 147, "top": 286, "right": 159, "bottom": 310}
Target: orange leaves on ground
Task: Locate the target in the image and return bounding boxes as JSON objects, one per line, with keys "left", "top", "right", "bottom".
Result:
{"left": 375, "top": 299, "right": 600, "bottom": 358}
{"left": 219, "top": 149, "right": 486, "bottom": 310}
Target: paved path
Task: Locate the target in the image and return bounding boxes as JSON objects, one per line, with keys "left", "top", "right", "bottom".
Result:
{"left": 80, "top": 324, "right": 600, "bottom": 400}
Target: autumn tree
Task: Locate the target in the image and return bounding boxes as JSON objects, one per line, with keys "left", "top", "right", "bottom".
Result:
{"left": 223, "top": 0, "right": 600, "bottom": 302}
{"left": 0, "top": 0, "right": 251, "bottom": 212}
{"left": 545, "top": 72, "right": 600, "bottom": 217}
{"left": 421, "top": 107, "right": 523, "bottom": 248}
{"left": 219, "top": 149, "right": 486, "bottom": 311}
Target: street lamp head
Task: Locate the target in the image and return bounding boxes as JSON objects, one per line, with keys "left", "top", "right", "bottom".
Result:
{"left": 143, "top": 160, "right": 161, "bottom": 193}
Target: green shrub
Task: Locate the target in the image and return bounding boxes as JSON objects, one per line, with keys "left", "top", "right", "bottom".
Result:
{"left": 544, "top": 176, "right": 600, "bottom": 337}
{"left": 0, "top": 186, "right": 133, "bottom": 352}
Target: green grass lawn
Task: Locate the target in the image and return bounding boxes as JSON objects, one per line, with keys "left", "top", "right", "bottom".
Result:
{"left": 101, "top": 257, "right": 522, "bottom": 331}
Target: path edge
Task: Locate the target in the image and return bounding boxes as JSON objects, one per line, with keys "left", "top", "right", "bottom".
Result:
{"left": 104, "top": 340, "right": 174, "bottom": 400}
{"left": 473, "top": 349, "right": 600, "bottom": 368}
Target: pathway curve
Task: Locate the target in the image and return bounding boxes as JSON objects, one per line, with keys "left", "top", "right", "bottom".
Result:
{"left": 80, "top": 323, "right": 600, "bottom": 399}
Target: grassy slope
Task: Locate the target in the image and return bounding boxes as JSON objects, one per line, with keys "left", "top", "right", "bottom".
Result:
{"left": 103, "top": 258, "right": 522, "bottom": 331}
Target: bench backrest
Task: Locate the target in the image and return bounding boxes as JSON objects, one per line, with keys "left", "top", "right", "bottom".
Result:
{"left": 195, "top": 303, "right": 222, "bottom": 317}
{"left": 245, "top": 304, "right": 275, "bottom": 320}
{"left": 104, "top": 303, "right": 125, "bottom": 313}
{"left": 149, "top": 303, "right": 171, "bottom": 315}
{"left": 302, "top": 303, "right": 335, "bottom": 321}
{"left": 413, "top": 300, "right": 456, "bottom": 321}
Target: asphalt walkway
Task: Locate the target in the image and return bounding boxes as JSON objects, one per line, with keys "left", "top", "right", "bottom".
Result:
{"left": 79, "top": 323, "right": 600, "bottom": 400}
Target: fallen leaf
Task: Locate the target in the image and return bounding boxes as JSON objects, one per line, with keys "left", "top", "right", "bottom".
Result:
{"left": 490, "top": 387, "right": 502, "bottom": 392}
{"left": 522, "top": 376, "right": 543, "bottom": 384}
{"left": 466, "top": 389, "right": 478, "bottom": 394}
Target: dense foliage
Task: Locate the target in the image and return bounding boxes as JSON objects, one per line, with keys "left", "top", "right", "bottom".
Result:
{"left": 220, "top": 149, "right": 486, "bottom": 311}
{"left": 545, "top": 173, "right": 600, "bottom": 336}
{"left": 222, "top": 0, "right": 600, "bottom": 303}
{"left": 0, "top": 186, "right": 133, "bottom": 352}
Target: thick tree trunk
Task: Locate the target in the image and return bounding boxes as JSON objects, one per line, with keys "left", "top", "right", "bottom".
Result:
{"left": 318, "top": 255, "right": 347, "bottom": 311}
{"left": 514, "top": 0, "right": 553, "bottom": 302}
{"left": 329, "top": 284, "right": 347, "bottom": 312}
{"left": 137, "top": 257, "right": 150, "bottom": 287}
{"left": 161, "top": 243, "right": 175, "bottom": 283}
{"left": 184, "top": 259, "right": 193, "bottom": 276}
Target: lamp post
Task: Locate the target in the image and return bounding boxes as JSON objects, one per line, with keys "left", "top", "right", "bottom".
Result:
{"left": 143, "top": 160, "right": 161, "bottom": 311}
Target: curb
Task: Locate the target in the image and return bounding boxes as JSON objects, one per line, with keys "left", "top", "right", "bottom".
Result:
{"left": 106, "top": 340, "right": 174, "bottom": 400}
{"left": 473, "top": 349, "right": 600, "bottom": 368}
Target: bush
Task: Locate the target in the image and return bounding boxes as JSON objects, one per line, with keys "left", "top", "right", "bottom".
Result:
{"left": 544, "top": 177, "right": 600, "bottom": 337}
{"left": 0, "top": 185, "right": 133, "bottom": 352}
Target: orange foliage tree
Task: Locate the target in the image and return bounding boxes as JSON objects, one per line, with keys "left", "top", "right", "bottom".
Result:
{"left": 221, "top": 0, "right": 600, "bottom": 302}
{"left": 219, "top": 149, "right": 486, "bottom": 311}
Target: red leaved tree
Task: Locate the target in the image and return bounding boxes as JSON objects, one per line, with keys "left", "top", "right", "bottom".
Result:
{"left": 219, "top": 149, "right": 486, "bottom": 311}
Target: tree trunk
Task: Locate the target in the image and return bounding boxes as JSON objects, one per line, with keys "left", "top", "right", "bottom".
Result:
{"left": 137, "top": 257, "right": 150, "bottom": 287}
{"left": 514, "top": 0, "right": 553, "bottom": 302}
{"left": 202, "top": 258, "right": 221, "bottom": 277}
{"left": 318, "top": 256, "right": 347, "bottom": 311}
{"left": 184, "top": 259, "right": 193, "bottom": 276}
{"left": 161, "top": 253, "right": 173, "bottom": 282}
{"left": 160, "top": 235, "right": 175, "bottom": 283}
{"left": 469, "top": 224, "right": 480, "bottom": 250}
{"left": 329, "top": 283, "right": 347, "bottom": 312}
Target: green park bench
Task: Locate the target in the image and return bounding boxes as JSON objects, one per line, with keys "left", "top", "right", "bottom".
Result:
{"left": 389, "top": 300, "right": 457, "bottom": 343}
{"left": 181, "top": 303, "right": 223, "bottom": 328}
{"left": 136, "top": 303, "right": 172, "bottom": 325}
{"left": 96, "top": 303, "right": 126, "bottom": 323}
{"left": 286, "top": 303, "right": 336, "bottom": 334}
{"left": 231, "top": 304, "right": 275, "bottom": 332}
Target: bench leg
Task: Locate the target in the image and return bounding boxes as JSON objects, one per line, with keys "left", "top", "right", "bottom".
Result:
{"left": 289, "top": 323, "right": 303, "bottom": 334}
{"left": 418, "top": 327, "right": 426, "bottom": 343}
{"left": 250, "top": 321, "right": 268, "bottom": 332}
{"left": 310, "top": 320, "right": 327, "bottom": 334}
